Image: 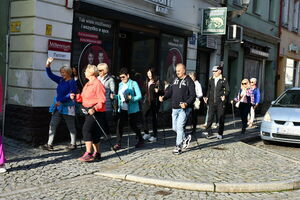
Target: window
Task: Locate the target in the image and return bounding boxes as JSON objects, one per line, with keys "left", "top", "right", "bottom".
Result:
{"left": 269, "top": 0, "right": 276, "bottom": 22}
{"left": 282, "top": 0, "right": 289, "bottom": 27}
{"left": 253, "top": 0, "right": 260, "bottom": 15}
{"left": 292, "top": 0, "right": 299, "bottom": 32}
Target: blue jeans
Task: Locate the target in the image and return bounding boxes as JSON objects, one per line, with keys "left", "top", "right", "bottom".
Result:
{"left": 172, "top": 108, "right": 191, "bottom": 146}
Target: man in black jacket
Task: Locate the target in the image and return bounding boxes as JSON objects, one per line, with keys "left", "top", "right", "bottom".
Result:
{"left": 203, "top": 66, "right": 230, "bottom": 139}
{"left": 159, "top": 63, "right": 196, "bottom": 154}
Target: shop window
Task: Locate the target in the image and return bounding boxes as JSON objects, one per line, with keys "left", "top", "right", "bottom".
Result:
{"left": 285, "top": 58, "right": 296, "bottom": 89}
{"left": 71, "top": 13, "right": 115, "bottom": 86}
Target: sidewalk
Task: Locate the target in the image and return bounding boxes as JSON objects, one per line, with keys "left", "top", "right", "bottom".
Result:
{"left": 1, "top": 116, "right": 300, "bottom": 195}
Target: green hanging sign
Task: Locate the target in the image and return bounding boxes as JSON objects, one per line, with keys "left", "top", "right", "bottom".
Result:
{"left": 202, "top": 7, "right": 227, "bottom": 35}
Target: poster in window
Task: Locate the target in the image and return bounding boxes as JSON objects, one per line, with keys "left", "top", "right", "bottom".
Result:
{"left": 159, "top": 34, "right": 185, "bottom": 85}
{"left": 72, "top": 13, "right": 114, "bottom": 86}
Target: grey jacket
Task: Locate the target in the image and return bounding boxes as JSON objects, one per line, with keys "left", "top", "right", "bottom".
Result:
{"left": 98, "top": 74, "right": 115, "bottom": 111}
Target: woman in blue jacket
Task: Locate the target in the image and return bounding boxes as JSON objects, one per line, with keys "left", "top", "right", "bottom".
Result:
{"left": 111, "top": 68, "right": 144, "bottom": 150}
{"left": 42, "top": 57, "right": 77, "bottom": 151}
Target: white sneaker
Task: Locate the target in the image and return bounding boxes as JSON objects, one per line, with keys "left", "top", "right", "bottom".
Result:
{"left": 202, "top": 131, "right": 212, "bottom": 139}
{"left": 182, "top": 134, "right": 192, "bottom": 149}
{"left": 172, "top": 146, "right": 182, "bottom": 155}
{"left": 148, "top": 136, "right": 157, "bottom": 142}
{"left": 0, "top": 165, "right": 7, "bottom": 173}
{"left": 143, "top": 134, "right": 151, "bottom": 140}
{"left": 217, "top": 134, "right": 223, "bottom": 140}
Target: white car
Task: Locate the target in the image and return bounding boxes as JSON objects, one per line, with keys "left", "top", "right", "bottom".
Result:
{"left": 260, "top": 87, "right": 300, "bottom": 144}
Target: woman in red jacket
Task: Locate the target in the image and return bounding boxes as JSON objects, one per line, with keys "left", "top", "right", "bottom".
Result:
{"left": 71, "top": 64, "right": 106, "bottom": 162}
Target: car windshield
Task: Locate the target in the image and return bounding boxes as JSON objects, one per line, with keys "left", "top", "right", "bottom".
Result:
{"left": 273, "top": 90, "right": 300, "bottom": 108}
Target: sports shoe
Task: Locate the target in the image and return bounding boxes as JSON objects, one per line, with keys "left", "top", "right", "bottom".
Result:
{"left": 182, "top": 134, "right": 191, "bottom": 149}
{"left": 112, "top": 144, "right": 121, "bottom": 151}
{"left": 172, "top": 146, "right": 182, "bottom": 155}
{"left": 148, "top": 136, "right": 157, "bottom": 142}
{"left": 0, "top": 165, "right": 6, "bottom": 173}
{"left": 77, "top": 152, "right": 94, "bottom": 162}
{"left": 241, "top": 128, "right": 246, "bottom": 134}
{"left": 65, "top": 144, "right": 77, "bottom": 151}
{"left": 143, "top": 134, "right": 151, "bottom": 140}
{"left": 41, "top": 144, "right": 54, "bottom": 151}
{"left": 202, "top": 131, "right": 212, "bottom": 139}
{"left": 135, "top": 140, "right": 145, "bottom": 148}
{"left": 216, "top": 134, "right": 223, "bottom": 140}
{"left": 212, "top": 123, "right": 218, "bottom": 129}
{"left": 92, "top": 152, "right": 101, "bottom": 160}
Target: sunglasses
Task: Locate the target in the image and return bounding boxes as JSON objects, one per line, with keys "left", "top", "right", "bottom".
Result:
{"left": 99, "top": 69, "right": 104, "bottom": 72}
{"left": 250, "top": 81, "right": 255, "bottom": 83}
{"left": 213, "top": 71, "right": 217, "bottom": 72}
{"left": 242, "top": 83, "right": 247, "bottom": 85}
{"left": 119, "top": 76, "right": 126, "bottom": 79}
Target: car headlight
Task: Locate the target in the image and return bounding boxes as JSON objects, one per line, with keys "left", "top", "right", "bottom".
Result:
{"left": 263, "top": 112, "right": 272, "bottom": 122}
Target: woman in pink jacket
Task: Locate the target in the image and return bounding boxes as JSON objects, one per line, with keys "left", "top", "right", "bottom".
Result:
{"left": 71, "top": 64, "right": 106, "bottom": 162}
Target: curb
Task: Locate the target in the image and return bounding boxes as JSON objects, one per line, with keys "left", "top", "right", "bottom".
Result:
{"left": 95, "top": 172, "right": 300, "bottom": 193}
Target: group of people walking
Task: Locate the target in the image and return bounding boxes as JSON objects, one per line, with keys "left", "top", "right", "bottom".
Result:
{"left": 39, "top": 57, "right": 261, "bottom": 162}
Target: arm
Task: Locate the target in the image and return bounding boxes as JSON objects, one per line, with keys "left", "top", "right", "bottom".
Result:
{"left": 46, "top": 67, "right": 61, "bottom": 84}
{"left": 108, "top": 77, "right": 115, "bottom": 95}
{"left": 223, "top": 79, "right": 230, "bottom": 98}
{"left": 255, "top": 88, "right": 261, "bottom": 104}
{"left": 131, "top": 81, "right": 142, "bottom": 102}
{"left": 185, "top": 78, "right": 196, "bottom": 106}
{"left": 93, "top": 82, "right": 107, "bottom": 111}
{"left": 196, "top": 81, "right": 203, "bottom": 98}
{"left": 163, "top": 85, "right": 172, "bottom": 100}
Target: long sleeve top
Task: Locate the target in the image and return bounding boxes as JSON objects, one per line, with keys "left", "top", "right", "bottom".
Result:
{"left": 194, "top": 80, "right": 203, "bottom": 99}
{"left": 98, "top": 74, "right": 115, "bottom": 111}
{"left": 76, "top": 77, "right": 106, "bottom": 112}
{"left": 46, "top": 67, "right": 77, "bottom": 103}
{"left": 251, "top": 87, "right": 261, "bottom": 105}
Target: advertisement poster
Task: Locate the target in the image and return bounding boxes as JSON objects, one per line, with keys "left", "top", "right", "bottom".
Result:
{"left": 159, "top": 34, "right": 185, "bottom": 84}
{"left": 72, "top": 13, "right": 115, "bottom": 85}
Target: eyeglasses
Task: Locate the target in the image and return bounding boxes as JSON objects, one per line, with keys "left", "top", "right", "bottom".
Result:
{"left": 213, "top": 71, "right": 217, "bottom": 73}
{"left": 119, "top": 76, "right": 126, "bottom": 79}
{"left": 242, "top": 83, "right": 247, "bottom": 85}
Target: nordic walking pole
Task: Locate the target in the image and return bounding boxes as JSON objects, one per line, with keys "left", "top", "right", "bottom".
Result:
{"left": 231, "top": 101, "right": 236, "bottom": 128}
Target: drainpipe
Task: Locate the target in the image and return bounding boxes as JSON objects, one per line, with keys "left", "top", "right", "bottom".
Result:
{"left": 275, "top": 0, "right": 283, "bottom": 98}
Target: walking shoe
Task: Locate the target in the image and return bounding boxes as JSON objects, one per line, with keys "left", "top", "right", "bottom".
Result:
{"left": 182, "top": 134, "right": 192, "bottom": 149}
{"left": 92, "top": 152, "right": 101, "bottom": 160}
{"left": 148, "top": 136, "right": 157, "bottom": 142}
{"left": 65, "top": 144, "right": 77, "bottom": 151}
{"left": 77, "top": 152, "right": 94, "bottom": 162}
{"left": 135, "top": 140, "right": 145, "bottom": 148}
{"left": 241, "top": 128, "right": 246, "bottom": 134}
{"left": 202, "top": 131, "right": 212, "bottom": 139}
{"left": 143, "top": 134, "right": 151, "bottom": 140}
{"left": 216, "top": 134, "right": 223, "bottom": 140}
{"left": 212, "top": 123, "right": 219, "bottom": 129}
{"left": 172, "top": 146, "right": 182, "bottom": 155}
{"left": 41, "top": 144, "right": 54, "bottom": 151}
{"left": 0, "top": 165, "right": 6, "bottom": 173}
{"left": 112, "top": 144, "right": 121, "bottom": 151}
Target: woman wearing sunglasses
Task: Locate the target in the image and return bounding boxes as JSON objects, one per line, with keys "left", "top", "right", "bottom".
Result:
{"left": 232, "top": 79, "right": 253, "bottom": 134}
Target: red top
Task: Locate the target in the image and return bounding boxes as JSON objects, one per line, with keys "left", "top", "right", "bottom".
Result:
{"left": 76, "top": 77, "right": 106, "bottom": 112}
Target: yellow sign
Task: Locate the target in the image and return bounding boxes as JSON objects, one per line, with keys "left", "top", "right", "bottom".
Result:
{"left": 46, "top": 24, "right": 52, "bottom": 36}
{"left": 11, "top": 21, "right": 21, "bottom": 32}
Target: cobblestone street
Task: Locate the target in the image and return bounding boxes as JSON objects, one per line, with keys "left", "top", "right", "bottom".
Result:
{"left": 1, "top": 119, "right": 300, "bottom": 199}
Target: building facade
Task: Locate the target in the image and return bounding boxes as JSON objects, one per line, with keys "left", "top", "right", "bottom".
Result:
{"left": 5, "top": 0, "right": 222, "bottom": 143}
{"left": 277, "top": 0, "right": 300, "bottom": 96}
{"left": 223, "top": 0, "right": 280, "bottom": 113}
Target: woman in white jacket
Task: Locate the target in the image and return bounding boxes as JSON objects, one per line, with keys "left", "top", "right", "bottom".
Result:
{"left": 189, "top": 72, "right": 203, "bottom": 134}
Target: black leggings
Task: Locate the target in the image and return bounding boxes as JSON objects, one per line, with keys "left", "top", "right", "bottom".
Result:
{"left": 239, "top": 102, "right": 251, "bottom": 129}
{"left": 117, "top": 110, "right": 143, "bottom": 144}
{"left": 143, "top": 104, "right": 159, "bottom": 137}
{"left": 82, "top": 112, "right": 105, "bottom": 144}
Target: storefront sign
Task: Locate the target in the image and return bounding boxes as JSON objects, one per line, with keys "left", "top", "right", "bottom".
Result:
{"left": 48, "top": 40, "right": 71, "bottom": 60}
{"left": 72, "top": 13, "right": 115, "bottom": 85}
{"left": 202, "top": 8, "right": 227, "bottom": 35}
{"left": 144, "top": 0, "right": 173, "bottom": 14}
{"left": 249, "top": 48, "right": 269, "bottom": 58}
{"left": 288, "top": 43, "right": 299, "bottom": 53}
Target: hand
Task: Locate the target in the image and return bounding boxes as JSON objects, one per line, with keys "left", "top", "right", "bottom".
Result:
{"left": 127, "top": 95, "right": 132, "bottom": 100}
{"left": 203, "top": 97, "right": 208, "bottom": 104}
{"left": 55, "top": 101, "right": 61, "bottom": 107}
{"left": 154, "top": 88, "right": 159, "bottom": 93}
{"left": 110, "top": 93, "right": 115, "bottom": 99}
{"left": 231, "top": 100, "right": 234, "bottom": 104}
{"left": 180, "top": 102, "right": 187, "bottom": 109}
{"left": 88, "top": 108, "right": 95, "bottom": 115}
{"left": 159, "top": 96, "right": 164, "bottom": 102}
{"left": 221, "top": 96, "right": 225, "bottom": 101}
{"left": 254, "top": 104, "right": 258, "bottom": 109}
{"left": 46, "top": 57, "right": 54, "bottom": 67}
{"left": 70, "top": 93, "right": 75, "bottom": 100}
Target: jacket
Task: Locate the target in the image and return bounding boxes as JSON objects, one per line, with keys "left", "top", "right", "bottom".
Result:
{"left": 206, "top": 75, "right": 230, "bottom": 105}
{"left": 115, "top": 79, "right": 142, "bottom": 114}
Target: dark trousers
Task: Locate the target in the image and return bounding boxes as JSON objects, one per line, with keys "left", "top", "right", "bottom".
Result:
{"left": 143, "top": 104, "right": 159, "bottom": 137}
{"left": 239, "top": 102, "right": 251, "bottom": 129}
{"left": 82, "top": 112, "right": 105, "bottom": 144}
{"left": 205, "top": 103, "right": 225, "bottom": 135}
{"left": 191, "top": 108, "right": 200, "bottom": 133}
{"left": 117, "top": 110, "right": 143, "bottom": 145}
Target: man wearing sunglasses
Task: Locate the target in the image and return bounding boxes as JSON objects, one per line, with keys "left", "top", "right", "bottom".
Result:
{"left": 203, "top": 65, "right": 230, "bottom": 139}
